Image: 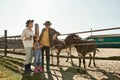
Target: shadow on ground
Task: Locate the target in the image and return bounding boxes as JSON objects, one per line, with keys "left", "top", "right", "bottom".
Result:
{"left": 96, "top": 67, "right": 120, "bottom": 80}
{"left": 0, "top": 55, "right": 51, "bottom": 80}
{"left": 0, "top": 55, "right": 24, "bottom": 74}
{"left": 58, "top": 62, "right": 97, "bottom": 80}
{"left": 0, "top": 55, "right": 120, "bottom": 80}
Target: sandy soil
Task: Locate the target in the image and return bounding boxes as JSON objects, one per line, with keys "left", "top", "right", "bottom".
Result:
{"left": 0, "top": 48, "right": 120, "bottom": 80}
{"left": 49, "top": 48, "right": 120, "bottom": 80}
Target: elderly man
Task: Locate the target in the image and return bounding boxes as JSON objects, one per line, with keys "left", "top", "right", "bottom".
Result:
{"left": 39, "top": 21, "right": 60, "bottom": 72}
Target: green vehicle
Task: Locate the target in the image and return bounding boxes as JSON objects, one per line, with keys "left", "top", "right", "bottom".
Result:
{"left": 86, "top": 34, "right": 120, "bottom": 48}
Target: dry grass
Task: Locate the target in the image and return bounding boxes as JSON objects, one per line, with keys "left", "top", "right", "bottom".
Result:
{"left": 0, "top": 48, "right": 120, "bottom": 80}
{"left": 0, "top": 55, "right": 48, "bottom": 80}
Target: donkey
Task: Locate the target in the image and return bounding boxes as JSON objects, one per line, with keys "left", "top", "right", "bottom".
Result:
{"left": 66, "top": 34, "right": 99, "bottom": 68}
{"left": 51, "top": 33, "right": 80, "bottom": 65}
{"left": 51, "top": 36, "right": 72, "bottom": 65}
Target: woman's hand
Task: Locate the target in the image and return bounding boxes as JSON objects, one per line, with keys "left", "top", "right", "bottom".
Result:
{"left": 39, "top": 45, "right": 43, "bottom": 48}
{"left": 35, "top": 45, "right": 42, "bottom": 49}
{"left": 24, "top": 37, "right": 30, "bottom": 40}
{"left": 24, "top": 36, "right": 32, "bottom": 40}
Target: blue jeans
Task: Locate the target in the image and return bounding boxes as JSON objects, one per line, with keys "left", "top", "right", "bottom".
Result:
{"left": 34, "top": 49, "right": 42, "bottom": 66}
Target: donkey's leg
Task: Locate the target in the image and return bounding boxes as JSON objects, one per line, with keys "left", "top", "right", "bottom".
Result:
{"left": 66, "top": 48, "right": 70, "bottom": 62}
{"left": 83, "top": 55, "right": 86, "bottom": 68}
{"left": 77, "top": 53, "right": 81, "bottom": 72}
{"left": 88, "top": 54, "right": 92, "bottom": 67}
{"left": 57, "top": 50, "right": 61, "bottom": 66}
{"left": 51, "top": 49, "right": 54, "bottom": 65}
{"left": 93, "top": 51, "right": 96, "bottom": 67}
{"left": 54, "top": 49, "right": 58, "bottom": 65}
{"left": 78, "top": 53, "right": 81, "bottom": 68}
{"left": 55, "top": 49, "right": 58, "bottom": 55}
{"left": 69, "top": 47, "right": 73, "bottom": 64}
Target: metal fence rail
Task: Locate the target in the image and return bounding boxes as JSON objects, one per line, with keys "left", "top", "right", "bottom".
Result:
{"left": 60, "top": 27, "right": 120, "bottom": 36}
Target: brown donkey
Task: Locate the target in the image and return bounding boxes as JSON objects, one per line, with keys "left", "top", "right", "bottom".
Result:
{"left": 51, "top": 34, "right": 77, "bottom": 65}
{"left": 65, "top": 34, "right": 99, "bottom": 68}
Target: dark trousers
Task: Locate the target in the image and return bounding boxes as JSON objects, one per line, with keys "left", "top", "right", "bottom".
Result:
{"left": 41, "top": 46, "right": 50, "bottom": 70}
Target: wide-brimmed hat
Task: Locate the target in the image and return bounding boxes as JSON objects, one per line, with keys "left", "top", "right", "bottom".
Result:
{"left": 26, "top": 20, "right": 34, "bottom": 27}
{"left": 43, "top": 21, "right": 52, "bottom": 26}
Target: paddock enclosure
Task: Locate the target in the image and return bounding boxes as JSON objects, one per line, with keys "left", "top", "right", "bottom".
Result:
{"left": 0, "top": 27, "right": 120, "bottom": 80}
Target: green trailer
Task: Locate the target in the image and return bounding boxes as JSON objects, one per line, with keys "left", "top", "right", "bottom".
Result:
{"left": 86, "top": 34, "right": 120, "bottom": 48}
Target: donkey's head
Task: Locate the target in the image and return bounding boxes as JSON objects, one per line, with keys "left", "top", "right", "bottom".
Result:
{"left": 52, "top": 34, "right": 59, "bottom": 45}
{"left": 65, "top": 34, "right": 82, "bottom": 46}
{"left": 71, "top": 34, "right": 82, "bottom": 43}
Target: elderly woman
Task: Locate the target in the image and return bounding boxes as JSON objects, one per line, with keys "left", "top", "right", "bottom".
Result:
{"left": 21, "top": 20, "right": 34, "bottom": 73}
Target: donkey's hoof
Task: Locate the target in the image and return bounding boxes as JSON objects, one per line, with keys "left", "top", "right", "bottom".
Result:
{"left": 66, "top": 59, "right": 69, "bottom": 62}
{"left": 88, "top": 65, "right": 91, "bottom": 67}
{"left": 57, "top": 63, "right": 59, "bottom": 66}
{"left": 84, "top": 66, "right": 86, "bottom": 69}
{"left": 94, "top": 64, "right": 97, "bottom": 67}
{"left": 51, "top": 63, "right": 54, "bottom": 66}
{"left": 94, "top": 65, "right": 97, "bottom": 68}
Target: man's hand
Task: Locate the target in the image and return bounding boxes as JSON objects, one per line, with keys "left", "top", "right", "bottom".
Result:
{"left": 53, "top": 34, "right": 57, "bottom": 40}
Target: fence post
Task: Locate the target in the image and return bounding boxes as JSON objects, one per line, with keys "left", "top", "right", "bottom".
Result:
{"left": 4, "top": 30, "right": 7, "bottom": 56}
{"left": 91, "top": 28, "right": 92, "bottom": 36}
{"left": 13, "top": 37, "right": 16, "bottom": 52}
{"left": 35, "top": 23, "right": 39, "bottom": 37}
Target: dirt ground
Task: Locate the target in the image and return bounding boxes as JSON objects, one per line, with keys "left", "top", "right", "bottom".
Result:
{"left": 0, "top": 48, "right": 120, "bottom": 80}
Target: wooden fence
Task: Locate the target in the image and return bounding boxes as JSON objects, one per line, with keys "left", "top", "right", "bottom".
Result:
{"left": 0, "top": 30, "right": 23, "bottom": 56}
{"left": 0, "top": 27, "right": 120, "bottom": 61}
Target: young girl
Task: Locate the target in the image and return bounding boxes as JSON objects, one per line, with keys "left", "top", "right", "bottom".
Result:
{"left": 33, "top": 35, "right": 43, "bottom": 73}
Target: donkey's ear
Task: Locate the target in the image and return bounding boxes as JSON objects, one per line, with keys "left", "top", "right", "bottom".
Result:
{"left": 74, "top": 37, "right": 78, "bottom": 39}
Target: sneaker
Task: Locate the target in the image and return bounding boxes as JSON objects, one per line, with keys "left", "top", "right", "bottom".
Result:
{"left": 39, "top": 66, "right": 43, "bottom": 72}
{"left": 34, "top": 66, "right": 38, "bottom": 73}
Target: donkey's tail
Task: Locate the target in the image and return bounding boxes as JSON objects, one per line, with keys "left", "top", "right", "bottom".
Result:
{"left": 96, "top": 48, "right": 100, "bottom": 52}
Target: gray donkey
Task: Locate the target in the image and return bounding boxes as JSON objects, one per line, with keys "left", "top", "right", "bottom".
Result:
{"left": 65, "top": 34, "right": 99, "bottom": 68}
